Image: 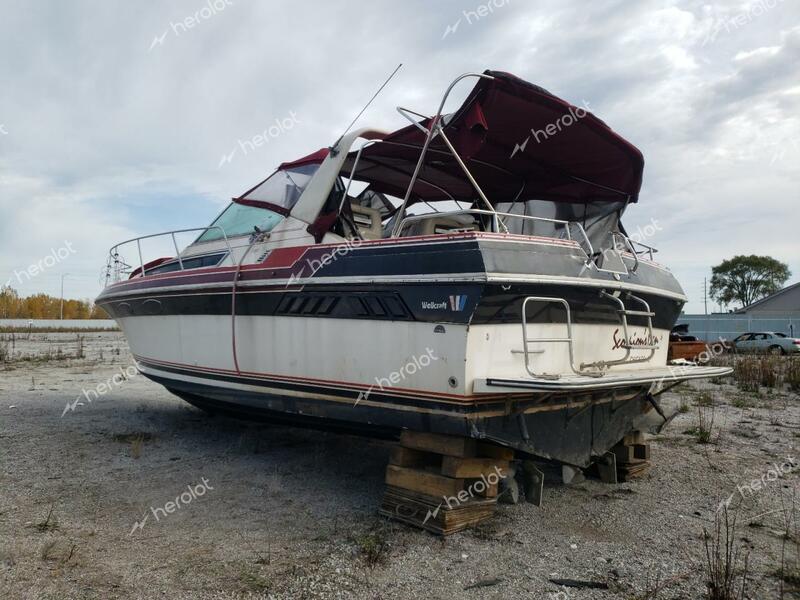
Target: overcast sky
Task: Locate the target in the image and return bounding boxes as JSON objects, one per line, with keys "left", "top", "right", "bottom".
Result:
{"left": 1, "top": 0, "right": 798, "bottom": 314}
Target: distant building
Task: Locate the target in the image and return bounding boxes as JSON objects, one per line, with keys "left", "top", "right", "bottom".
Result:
{"left": 679, "top": 282, "right": 800, "bottom": 341}
{"left": 735, "top": 282, "right": 800, "bottom": 315}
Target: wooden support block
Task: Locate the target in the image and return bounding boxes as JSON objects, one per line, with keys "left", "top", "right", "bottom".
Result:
{"left": 612, "top": 444, "right": 635, "bottom": 463}
{"left": 476, "top": 442, "right": 515, "bottom": 461}
{"left": 379, "top": 486, "right": 497, "bottom": 536}
{"left": 441, "top": 457, "right": 510, "bottom": 479}
{"left": 475, "top": 481, "right": 498, "bottom": 498}
{"left": 385, "top": 465, "right": 464, "bottom": 498}
{"left": 390, "top": 446, "right": 440, "bottom": 469}
{"left": 400, "top": 431, "right": 476, "bottom": 458}
{"left": 632, "top": 443, "right": 650, "bottom": 461}
{"left": 623, "top": 431, "right": 645, "bottom": 446}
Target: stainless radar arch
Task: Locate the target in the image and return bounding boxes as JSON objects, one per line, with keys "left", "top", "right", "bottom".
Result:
{"left": 390, "top": 73, "right": 505, "bottom": 237}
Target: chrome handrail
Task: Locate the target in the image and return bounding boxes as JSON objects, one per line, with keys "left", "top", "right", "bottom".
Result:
{"left": 612, "top": 232, "right": 638, "bottom": 273}
{"left": 105, "top": 226, "right": 233, "bottom": 285}
{"left": 520, "top": 296, "right": 604, "bottom": 379}
{"left": 628, "top": 239, "right": 657, "bottom": 261}
{"left": 583, "top": 290, "right": 659, "bottom": 371}
{"left": 613, "top": 233, "right": 659, "bottom": 265}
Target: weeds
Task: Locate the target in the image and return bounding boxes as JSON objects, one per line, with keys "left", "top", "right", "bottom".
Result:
{"left": 130, "top": 436, "right": 144, "bottom": 459}
{"left": 787, "top": 359, "right": 800, "bottom": 393}
{"left": 685, "top": 405, "right": 715, "bottom": 444}
{"left": 776, "top": 489, "right": 800, "bottom": 598}
{"left": 39, "top": 540, "right": 57, "bottom": 561}
{"left": 733, "top": 356, "right": 784, "bottom": 392}
{"left": 238, "top": 567, "right": 271, "bottom": 592}
{"left": 354, "top": 527, "right": 389, "bottom": 568}
{"left": 702, "top": 507, "right": 749, "bottom": 600}
{"left": 760, "top": 357, "right": 781, "bottom": 388}
{"left": 734, "top": 358, "right": 761, "bottom": 393}
{"left": 112, "top": 432, "right": 152, "bottom": 459}
{"left": 31, "top": 505, "right": 59, "bottom": 533}
{"left": 697, "top": 391, "right": 714, "bottom": 407}
{"left": 0, "top": 326, "right": 118, "bottom": 334}
{"left": 731, "top": 396, "right": 751, "bottom": 409}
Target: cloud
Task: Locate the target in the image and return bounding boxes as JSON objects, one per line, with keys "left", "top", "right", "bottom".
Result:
{"left": 0, "top": 0, "right": 798, "bottom": 313}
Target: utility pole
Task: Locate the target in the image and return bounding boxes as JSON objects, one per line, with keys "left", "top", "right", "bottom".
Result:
{"left": 60, "top": 273, "right": 69, "bottom": 320}
{"left": 703, "top": 277, "right": 709, "bottom": 342}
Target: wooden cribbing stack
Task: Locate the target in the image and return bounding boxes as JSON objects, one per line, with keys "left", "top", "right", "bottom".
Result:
{"left": 379, "top": 431, "right": 514, "bottom": 535}
{"left": 611, "top": 431, "right": 651, "bottom": 481}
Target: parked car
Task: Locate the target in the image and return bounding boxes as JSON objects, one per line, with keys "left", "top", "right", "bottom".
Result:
{"left": 731, "top": 332, "right": 800, "bottom": 355}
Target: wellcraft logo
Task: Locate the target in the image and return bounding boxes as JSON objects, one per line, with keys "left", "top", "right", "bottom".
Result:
{"left": 449, "top": 295, "right": 467, "bottom": 311}
{"left": 422, "top": 301, "right": 447, "bottom": 310}
{"left": 422, "top": 296, "right": 468, "bottom": 311}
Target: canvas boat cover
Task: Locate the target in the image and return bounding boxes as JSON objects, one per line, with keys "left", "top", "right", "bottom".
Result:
{"left": 340, "top": 70, "right": 644, "bottom": 206}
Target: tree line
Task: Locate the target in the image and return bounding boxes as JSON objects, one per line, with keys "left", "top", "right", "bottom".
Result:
{"left": 0, "top": 286, "right": 108, "bottom": 320}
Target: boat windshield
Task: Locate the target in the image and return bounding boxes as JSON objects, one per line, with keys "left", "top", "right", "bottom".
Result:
{"left": 196, "top": 203, "right": 285, "bottom": 242}
{"left": 239, "top": 163, "right": 319, "bottom": 212}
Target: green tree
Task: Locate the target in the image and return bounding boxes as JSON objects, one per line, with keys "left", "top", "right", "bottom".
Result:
{"left": 709, "top": 255, "right": 790, "bottom": 309}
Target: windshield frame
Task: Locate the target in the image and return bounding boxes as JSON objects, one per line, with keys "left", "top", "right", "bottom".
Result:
{"left": 195, "top": 202, "right": 286, "bottom": 243}
{"left": 236, "top": 163, "right": 321, "bottom": 215}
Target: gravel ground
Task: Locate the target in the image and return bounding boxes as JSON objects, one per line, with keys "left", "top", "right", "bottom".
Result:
{"left": 1, "top": 332, "right": 799, "bottom": 599}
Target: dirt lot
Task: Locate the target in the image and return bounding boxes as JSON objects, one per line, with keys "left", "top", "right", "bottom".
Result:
{"left": 1, "top": 332, "right": 799, "bottom": 599}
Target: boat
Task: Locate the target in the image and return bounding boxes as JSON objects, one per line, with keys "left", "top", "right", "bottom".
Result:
{"left": 96, "top": 70, "right": 731, "bottom": 469}
{"left": 668, "top": 324, "right": 712, "bottom": 363}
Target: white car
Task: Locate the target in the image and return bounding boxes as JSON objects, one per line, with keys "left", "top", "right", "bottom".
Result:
{"left": 732, "top": 332, "right": 800, "bottom": 355}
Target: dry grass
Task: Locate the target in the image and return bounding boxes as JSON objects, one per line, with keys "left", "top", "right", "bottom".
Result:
{"left": 702, "top": 507, "right": 749, "bottom": 600}
{"left": 787, "top": 359, "right": 800, "bottom": 393}
{"left": 696, "top": 391, "right": 715, "bottom": 407}
{"left": 0, "top": 334, "right": 11, "bottom": 361}
{"left": 776, "top": 491, "right": 800, "bottom": 598}
{"left": 734, "top": 358, "right": 762, "bottom": 393}
{"left": 733, "top": 356, "right": 786, "bottom": 392}
{"left": 685, "top": 405, "right": 716, "bottom": 444}
{"left": 30, "top": 505, "right": 59, "bottom": 533}
{"left": 130, "top": 436, "right": 144, "bottom": 459}
{"left": 112, "top": 432, "right": 152, "bottom": 459}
